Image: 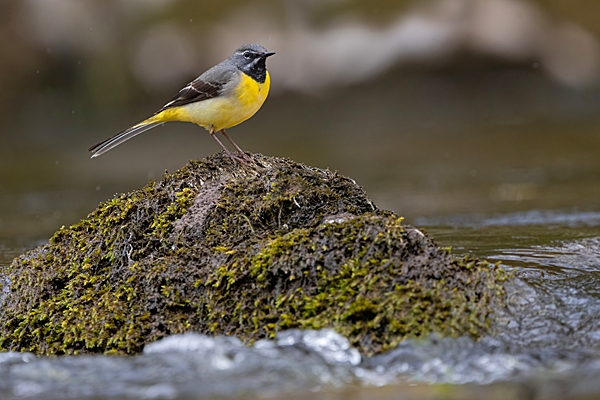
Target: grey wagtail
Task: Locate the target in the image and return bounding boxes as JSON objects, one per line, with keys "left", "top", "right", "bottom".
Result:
{"left": 89, "top": 44, "right": 275, "bottom": 162}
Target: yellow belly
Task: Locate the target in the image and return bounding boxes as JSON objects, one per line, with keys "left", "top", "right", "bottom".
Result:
{"left": 151, "top": 72, "right": 270, "bottom": 132}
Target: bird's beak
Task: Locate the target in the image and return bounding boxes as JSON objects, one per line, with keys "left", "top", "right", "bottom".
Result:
{"left": 262, "top": 51, "right": 276, "bottom": 58}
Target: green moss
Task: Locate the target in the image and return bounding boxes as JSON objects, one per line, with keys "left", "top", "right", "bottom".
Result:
{"left": 0, "top": 153, "right": 509, "bottom": 355}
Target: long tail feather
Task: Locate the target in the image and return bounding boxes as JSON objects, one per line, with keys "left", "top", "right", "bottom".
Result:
{"left": 89, "top": 121, "right": 163, "bottom": 158}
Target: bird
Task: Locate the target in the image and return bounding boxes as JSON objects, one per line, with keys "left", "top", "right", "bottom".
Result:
{"left": 89, "top": 44, "right": 275, "bottom": 163}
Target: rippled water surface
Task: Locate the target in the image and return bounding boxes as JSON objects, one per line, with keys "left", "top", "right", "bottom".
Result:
{"left": 2, "top": 210, "right": 600, "bottom": 399}
{"left": 2, "top": 0, "right": 600, "bottom": 397}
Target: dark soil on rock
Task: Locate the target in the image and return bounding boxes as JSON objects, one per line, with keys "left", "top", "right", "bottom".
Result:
{"left": 0, "top": 153, "right": 508, "bottom": 355}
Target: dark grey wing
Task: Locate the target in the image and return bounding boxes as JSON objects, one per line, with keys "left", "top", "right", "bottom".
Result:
{"left": 159, "top": 78, "right": 224, "bottom": 111}
{"left": 159, "top": 59, "right": 238, "bottom": 111}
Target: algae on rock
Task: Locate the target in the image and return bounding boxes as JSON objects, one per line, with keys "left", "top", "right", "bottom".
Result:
{"left": 0, "top": 153, "right": 507, "bottom": 355}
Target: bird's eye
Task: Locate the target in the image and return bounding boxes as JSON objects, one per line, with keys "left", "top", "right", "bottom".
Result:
{"left": 243, "top": 51, "right": 252, "bottom": 59}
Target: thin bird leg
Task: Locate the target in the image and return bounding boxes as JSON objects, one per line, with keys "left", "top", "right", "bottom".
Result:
{"left": 220, "top": 130, "right": 252, "bottom": 161}
{"left": 209, "top": 128, "right": 246, "bottom": 164}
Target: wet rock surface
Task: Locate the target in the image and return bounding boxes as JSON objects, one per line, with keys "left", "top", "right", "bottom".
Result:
{"left": 0, "top": 153, "right": 507, "bottom": 355}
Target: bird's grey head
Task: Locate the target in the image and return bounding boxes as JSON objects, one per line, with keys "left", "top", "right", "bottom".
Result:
{"left": 230, "top": 44, "right": 275, "bottom": 83}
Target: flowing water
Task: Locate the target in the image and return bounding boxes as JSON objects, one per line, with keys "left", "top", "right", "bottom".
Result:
{"left": 2, "top": 209, "right": 600, "bottom": 399}
{"left": 2, "top": 0, "right": 600, "bottom": 397}
{"left": 1, "top": 47, "right": 600, "bottom": 400}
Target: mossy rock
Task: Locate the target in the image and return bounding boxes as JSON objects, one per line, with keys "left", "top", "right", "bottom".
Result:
{"left": 0, "top": 153, "right": 508, "bottom": 355}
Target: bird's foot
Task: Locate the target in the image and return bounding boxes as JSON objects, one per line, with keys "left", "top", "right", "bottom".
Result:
{"left": 224, "top": 150, "right": 251, "bottom": 165}
{"left": 236, "top": 151, "right": 254, "bottom": 163}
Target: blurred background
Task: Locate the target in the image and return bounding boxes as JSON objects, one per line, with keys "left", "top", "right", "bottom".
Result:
{"left": 1, "top": 0, "right": 600, "bottom": 243}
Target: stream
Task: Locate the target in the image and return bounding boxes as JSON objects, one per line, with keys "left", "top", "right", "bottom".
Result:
{"left": 1, "top": 209, "right": 600, "bottom": 399}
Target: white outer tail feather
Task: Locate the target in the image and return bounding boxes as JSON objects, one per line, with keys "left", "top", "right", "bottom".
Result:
{"left": 90, "top": 122, "right": 163, "bottom": 158}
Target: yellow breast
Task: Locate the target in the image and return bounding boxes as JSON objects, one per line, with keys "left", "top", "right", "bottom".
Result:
{"left": 154, "top": 72, "right": 271, "bottom": 132}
